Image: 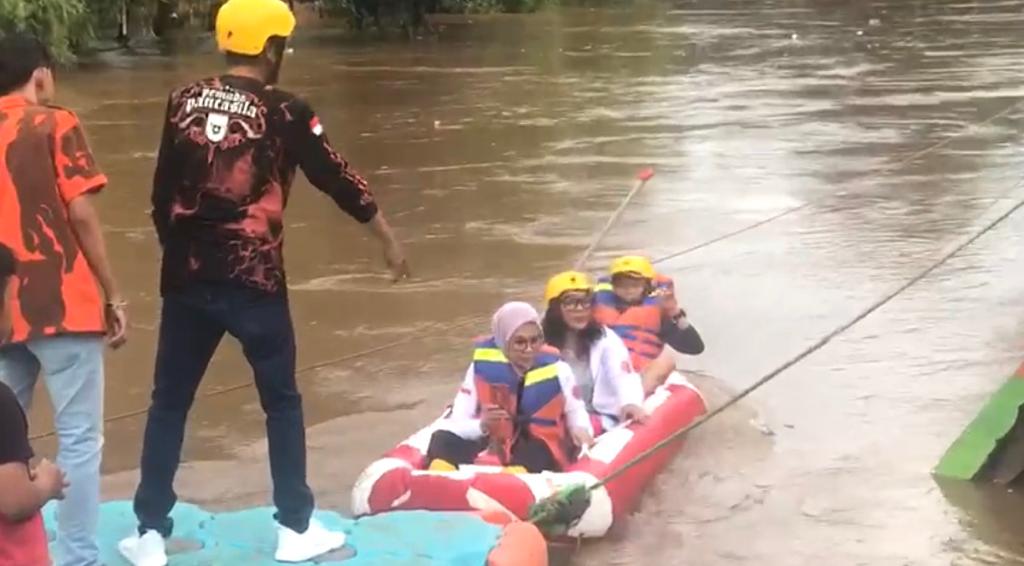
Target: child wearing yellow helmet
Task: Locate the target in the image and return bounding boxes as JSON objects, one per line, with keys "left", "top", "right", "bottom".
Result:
{"left": 542, "top": 271, "right": 647, "bottom": 435}
{"left": 594, "top": 255, "right": 704, "bottom": 393}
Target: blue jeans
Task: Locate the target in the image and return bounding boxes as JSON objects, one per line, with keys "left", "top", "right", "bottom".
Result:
{"left": 0, "top": 334, "right": 105, "bottom": 566}
{"left": 133, "top": 283, "right": 314, "bottom": 536}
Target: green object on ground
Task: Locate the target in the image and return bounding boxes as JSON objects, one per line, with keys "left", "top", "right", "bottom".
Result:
{"left": 934, "top": 364, "right": 1024, "bottom": 480}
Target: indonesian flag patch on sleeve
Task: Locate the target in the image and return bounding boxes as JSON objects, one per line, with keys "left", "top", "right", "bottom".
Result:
{"left": 310, "top": 116, "right": 324, "bottom": 136}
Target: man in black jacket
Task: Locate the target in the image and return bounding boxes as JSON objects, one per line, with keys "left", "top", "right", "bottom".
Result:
{"left": 119, "top": 0, "right": 410, "bottom": 564}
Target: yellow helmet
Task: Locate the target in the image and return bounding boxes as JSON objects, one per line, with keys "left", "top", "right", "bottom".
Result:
{"left": 216, "top": 0, "right": 296, "bottom": 56}
{"left": 610, "top": 255, "right": 656, "bottom": 279}
{"left": 544, "top": 271, "right": 593, "bottom": 304}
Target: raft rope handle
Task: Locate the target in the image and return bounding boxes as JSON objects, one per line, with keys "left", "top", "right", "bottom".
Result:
{"left": 28, "top": 101, "right": 1022, "bottom": 441}
{"left": 531, "top": 181, "right": 1024, "bottom": 527}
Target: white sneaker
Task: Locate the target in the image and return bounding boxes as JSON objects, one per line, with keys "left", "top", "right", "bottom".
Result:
{"left": 118, "top": 530, "right": 168, "bottom": 566}
{"left": 274, "top": 518, "right": 347, "bottom": 563}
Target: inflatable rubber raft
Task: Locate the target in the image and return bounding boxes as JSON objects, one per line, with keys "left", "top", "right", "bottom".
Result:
{"left": 352, "top": 371, "right": 707, "bottom": 537}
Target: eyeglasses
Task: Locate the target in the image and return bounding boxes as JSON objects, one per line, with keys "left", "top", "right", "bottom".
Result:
{"left": 560, "top": 294, "right": 594, "bottom": 311}
{"left": 508, "top": 334, "right": 544, "bottom": 352}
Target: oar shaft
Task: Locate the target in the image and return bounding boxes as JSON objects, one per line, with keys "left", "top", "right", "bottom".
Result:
{"left": 573, "top": 167, "right": 655, "bottom": 271}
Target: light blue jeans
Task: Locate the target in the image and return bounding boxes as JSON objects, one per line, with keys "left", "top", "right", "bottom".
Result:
{"left": 0, "top": 334, "right": 104, "bottom": 566}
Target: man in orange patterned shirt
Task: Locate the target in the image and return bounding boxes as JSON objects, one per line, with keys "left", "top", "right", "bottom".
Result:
{"left": 0, "top": 32, "right": 127, "bottom": 566}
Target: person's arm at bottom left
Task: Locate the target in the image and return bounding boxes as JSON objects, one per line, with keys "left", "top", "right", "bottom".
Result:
{"left": 0, "top": 461, "right": 64, "bottom": 523}
{"left": 0, "top": 384, "right": 67, "bottom": 522}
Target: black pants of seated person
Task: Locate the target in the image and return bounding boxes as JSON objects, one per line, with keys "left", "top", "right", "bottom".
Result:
{"left": 426, "top": 430, "right": 559, "bottom": 473}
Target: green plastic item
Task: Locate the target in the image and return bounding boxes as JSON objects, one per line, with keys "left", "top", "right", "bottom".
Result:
{"left": 934, "top": 363, "right": 1024, "bottom": 480}
{"left": 528, "top": 483, "right": 592, "bottom": 538}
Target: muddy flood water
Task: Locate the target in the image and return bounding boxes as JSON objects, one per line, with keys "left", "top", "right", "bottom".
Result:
{"left": 22, "top": 0, "right": 1024, "bottom": 563}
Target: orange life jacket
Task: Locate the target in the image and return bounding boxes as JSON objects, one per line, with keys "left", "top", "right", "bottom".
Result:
{"left": 593, "top": 275, "right": 671, "bottom": 370}
{"left": 472, "top": 336, "right": 572, "bottom": 471}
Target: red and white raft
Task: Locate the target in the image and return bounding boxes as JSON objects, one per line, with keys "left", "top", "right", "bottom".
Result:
{"left": 351, "top": 371, "right": 707, "bottom": 537}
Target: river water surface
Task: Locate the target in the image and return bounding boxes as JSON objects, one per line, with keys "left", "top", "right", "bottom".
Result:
{"left": 25, "top": 0, "right": 1024, "bottom": 563}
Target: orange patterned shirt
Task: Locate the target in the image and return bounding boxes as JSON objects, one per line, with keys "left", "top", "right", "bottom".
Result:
{"left": 0, "top": 94, "right": 107, "bottom": 344}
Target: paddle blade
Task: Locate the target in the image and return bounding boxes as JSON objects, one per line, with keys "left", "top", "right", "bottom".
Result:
{"left": 528, "top": 484, "right": 592, "bottom": 538}
{"left": 636, "top": 167, "right": 655, "bottom": 182}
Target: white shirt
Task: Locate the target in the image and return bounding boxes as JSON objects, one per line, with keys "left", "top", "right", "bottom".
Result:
{"left": 582, "top": 328, "right": 646, "bottom": 425}
{"left": 438, "top": 360, "right": 594, "bottom": 440}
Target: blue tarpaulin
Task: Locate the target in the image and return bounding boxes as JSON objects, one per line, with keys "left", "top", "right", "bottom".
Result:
{"left": 43, "top": 501, "right": 502, "bottom": 565}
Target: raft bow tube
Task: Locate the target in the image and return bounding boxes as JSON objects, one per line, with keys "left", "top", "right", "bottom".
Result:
{"left": 352, "top": 371, "right": 707, "bottom": 538}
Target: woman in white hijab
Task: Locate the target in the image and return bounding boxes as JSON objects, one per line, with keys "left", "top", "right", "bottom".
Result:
{"left": 426, "top": 301, "right": 593, "bottom": 473}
